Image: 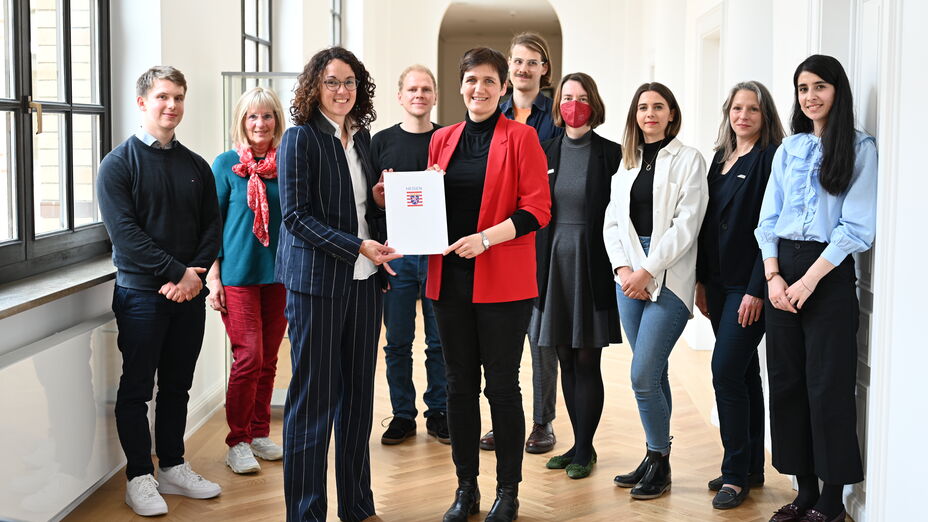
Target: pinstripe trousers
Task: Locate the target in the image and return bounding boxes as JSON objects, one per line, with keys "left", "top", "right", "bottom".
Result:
{"left": 283, "top": 277, "right": 382, "bottom": 522}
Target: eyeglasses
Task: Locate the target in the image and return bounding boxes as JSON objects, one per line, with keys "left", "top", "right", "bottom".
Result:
{"left": 510, "top": 57, "right": 545, "bottom": 68}
{"left": 323, "top": 78, "right": 358, "bottom": 91}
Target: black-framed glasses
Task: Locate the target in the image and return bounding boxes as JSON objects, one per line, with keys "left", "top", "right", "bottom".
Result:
{"left": 323, "top": 78, "right": 358, "bottom": 91}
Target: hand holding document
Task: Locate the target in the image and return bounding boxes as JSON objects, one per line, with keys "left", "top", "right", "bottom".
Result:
{"left": 384, "top": 171, "right": 448, "bottom": 255}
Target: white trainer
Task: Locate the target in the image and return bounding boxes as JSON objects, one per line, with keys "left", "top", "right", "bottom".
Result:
{"left": 250, "top": 437, "right": 284, "bottom": 461}
{"left": 226, "top": 442, "right": 261, "bottom": 473}
{"left": 157, "top": 462, "right": 221, "bottom": 499}
{"left": 125, "top": 474, "right": 168, "bottom": 516}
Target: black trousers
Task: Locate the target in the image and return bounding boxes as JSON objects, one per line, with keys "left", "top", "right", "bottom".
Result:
{"left": 766, "top": 239, "right": 864, "bottom": 485}
{"left": 433, "top": 296, "right": 534, "bottom": 485}
{"left": 705, "top": 282, "right": 766, "bottom": 487}
{"left": 112, "top": 285, "right": 206, "bottom": 480}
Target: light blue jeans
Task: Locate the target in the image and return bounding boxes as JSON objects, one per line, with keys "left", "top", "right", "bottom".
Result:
{"left": 615, "top": 236, "right": 690, "bottom": 454}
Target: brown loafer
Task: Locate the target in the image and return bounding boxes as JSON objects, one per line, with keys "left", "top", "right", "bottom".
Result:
{"left": 770, "top": 503, "right": 806, "bottom": 522}
{"left": 479, "top": 430, "right": 495, "bottom": 451}
{"left": 799, "top": 508, "right": 846, "bottom": 522}
{"left": 525, "top": 422, "right": 556, "bottom": 454}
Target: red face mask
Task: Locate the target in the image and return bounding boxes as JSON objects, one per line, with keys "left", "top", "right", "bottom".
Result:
{"left": 560, "top": 100, "right": 592, "bottom": 128}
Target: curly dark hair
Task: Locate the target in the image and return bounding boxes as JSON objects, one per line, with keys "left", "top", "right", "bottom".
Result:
{"left": 290, "top": 46, "right": 376, "bottom": 129}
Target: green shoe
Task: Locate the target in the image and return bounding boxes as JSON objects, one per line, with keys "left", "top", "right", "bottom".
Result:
{"left": 546, "top": 453, "right": 573, "bottom": 469}
{"left": 565, "top": 449, "right": 597, "bottom": 479}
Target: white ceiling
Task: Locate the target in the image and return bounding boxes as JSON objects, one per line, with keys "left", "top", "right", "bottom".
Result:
{"left": 439, "top": 0, "right": 562, "bottom": 38}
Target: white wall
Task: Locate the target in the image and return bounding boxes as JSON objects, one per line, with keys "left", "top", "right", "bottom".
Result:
{"left": 865, "top": 3, "right": 928, "bottom": 521}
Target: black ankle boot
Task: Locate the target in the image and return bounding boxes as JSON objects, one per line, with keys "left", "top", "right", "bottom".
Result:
{"left": 443, "top": 477, "right": 480, "bottom": 522}
{"left": 630, "top": 450, "right": 671, "bottom": 500}
{"left": 614, "top": 450, "right": 650, "bottom": 488}
{"left": 484, "top": 483, "right": 518, "bottom": 521}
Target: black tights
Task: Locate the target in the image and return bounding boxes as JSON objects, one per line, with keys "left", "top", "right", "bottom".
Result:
{"left": 795, "top": 474, "right": 844, "bottom": 517}
{"left": 555, "top": 346, "right": 604, "bottom": 465}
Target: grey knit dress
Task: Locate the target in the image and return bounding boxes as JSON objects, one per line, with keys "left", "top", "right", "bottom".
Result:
{"left": 529, "top": 131, "right": 622, "bottom": 349}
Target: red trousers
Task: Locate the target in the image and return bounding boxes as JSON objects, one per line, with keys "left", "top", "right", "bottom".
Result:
{"left": 222, "top": 283, "right": 287, "bottom": 447}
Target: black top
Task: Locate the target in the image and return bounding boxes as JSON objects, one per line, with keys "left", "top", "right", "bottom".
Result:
{"left": 629, "top": 139, "right": 667, "bottom": 235}
{"left": 96, "top": 135, "right": 221, "bottom": 291}
{"left": 696, "top": 143, "right": 779, "bottom": 298}
{"left": 370, "top": 122, "right": 441, "bottom": 173}
{"left": 703, "top": 152, "right": 748, "bottom": 282}
{"left": 440, "top": 109, "right": 540, "bottom": 300}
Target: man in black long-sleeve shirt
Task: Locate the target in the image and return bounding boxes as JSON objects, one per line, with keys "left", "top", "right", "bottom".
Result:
{"left": 96, "top": 66, "right": 222, "bottom": 517}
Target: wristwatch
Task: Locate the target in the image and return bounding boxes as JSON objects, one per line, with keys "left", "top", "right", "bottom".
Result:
{"left": 480, "top": 231, "right": 491, "bottom": 251}
{"left": 765, "top": 271, "right": 780, "bottom": 282}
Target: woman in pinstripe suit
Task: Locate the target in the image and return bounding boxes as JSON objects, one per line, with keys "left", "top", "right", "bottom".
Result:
{"left": 275, "top": 46, "right": 399, "bottom": 522}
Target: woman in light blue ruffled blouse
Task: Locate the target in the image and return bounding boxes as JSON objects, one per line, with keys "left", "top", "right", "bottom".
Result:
{"left": 755, "top": 54, "right": 877, "bottom": 522}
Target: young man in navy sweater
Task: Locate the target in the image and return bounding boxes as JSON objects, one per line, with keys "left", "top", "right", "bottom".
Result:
{"left": 96, "top": 66, "right": 222, "bottom": 517}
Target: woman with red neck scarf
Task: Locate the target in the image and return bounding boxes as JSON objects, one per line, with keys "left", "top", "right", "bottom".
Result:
{"left": 207, "top": 86, "right": 287, "bottom": 475}
{"left": 531, "top": 73, "right": 622, "bottom": 480}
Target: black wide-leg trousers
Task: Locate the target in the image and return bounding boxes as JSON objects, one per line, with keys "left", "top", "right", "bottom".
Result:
{"left": 765, "top": 239, "right": 864, "bottom": 485}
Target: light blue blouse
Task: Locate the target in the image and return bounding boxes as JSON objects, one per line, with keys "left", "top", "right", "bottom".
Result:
{"left": 755, "top": 130, "right": 878, "bottom": 266}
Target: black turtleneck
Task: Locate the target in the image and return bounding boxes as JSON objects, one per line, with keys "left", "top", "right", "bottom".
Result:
{"left": 440, "top": 109, "right": 540, "bottom": 300}
{"left": 629, "top": 139, "right": 667, "bottom": 236}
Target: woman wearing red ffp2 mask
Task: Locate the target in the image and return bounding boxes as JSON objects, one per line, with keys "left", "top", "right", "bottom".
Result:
{"left": 531, "top": 73, "right": 622, "bottom": 480}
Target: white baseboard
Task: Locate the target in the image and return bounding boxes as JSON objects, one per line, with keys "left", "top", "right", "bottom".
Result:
{"left": 184, "top": 382, "right": 226, "bottom": 440}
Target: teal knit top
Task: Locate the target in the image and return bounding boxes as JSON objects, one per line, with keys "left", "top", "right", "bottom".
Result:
{"left": 211, "top": 149, "right": 282, "bottom": 286}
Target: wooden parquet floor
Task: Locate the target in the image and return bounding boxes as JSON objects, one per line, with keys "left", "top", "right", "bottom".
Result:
{"left": 65, "top": 324, "right": 805, "bottom": 521}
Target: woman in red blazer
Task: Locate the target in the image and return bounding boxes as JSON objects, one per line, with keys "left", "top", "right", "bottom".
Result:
{"left": 429, "top": 47, "right": 550, "bottom": 522}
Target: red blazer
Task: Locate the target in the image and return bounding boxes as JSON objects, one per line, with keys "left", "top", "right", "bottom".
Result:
{"left": 426, "top": 115, "right": 552, "bottom": 303}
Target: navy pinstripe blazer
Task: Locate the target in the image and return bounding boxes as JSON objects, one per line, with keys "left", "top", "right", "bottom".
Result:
{"left": 275, "top": 112, "right": 386, "bottom": 297}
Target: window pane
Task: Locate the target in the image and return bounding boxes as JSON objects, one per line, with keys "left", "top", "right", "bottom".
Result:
{"left": 72, "top": 113, "right": 99, "bottom": 227}
{"left": 245, "top": 39, "right": 256, "bottom": 72}
{"left": 70, "top": 0, "right": 98, "bottom": 104}
{"left": 1, "top": 0, "right": 12, "bottom": 99}
{"left": 30, "top": 0, "right": 65, "bottom": 102}
{"left": 244, "top": 0, "right": 256, "bottom": 37}
{"left": 0, "top": 111, "right": 15, "bottom": 241}
{"left": 258, "top": 0, "right": 269, "bottom": 40}
{"left": 258, "top": 43, "right": 270, "bottom": 72}
{"left": 33, "top": 112, "right": 67, "bottom": 234}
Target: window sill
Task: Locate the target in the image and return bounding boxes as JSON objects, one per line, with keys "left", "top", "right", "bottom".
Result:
{"left": 0, "top": 255, "right": 116, "bottom": 320}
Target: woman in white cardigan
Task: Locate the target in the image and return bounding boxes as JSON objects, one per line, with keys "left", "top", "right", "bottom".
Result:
{"left": 603, "top": 82, "right": 707, "bottom": 500}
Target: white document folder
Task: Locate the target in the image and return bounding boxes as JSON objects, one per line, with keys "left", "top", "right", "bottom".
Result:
{"left": 384, "top": 171, "right": 449, "bottom": 255}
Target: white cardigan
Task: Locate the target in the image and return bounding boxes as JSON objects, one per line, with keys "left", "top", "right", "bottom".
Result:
{"left": 603, "top": 137, "right": 708, "bottom": 313}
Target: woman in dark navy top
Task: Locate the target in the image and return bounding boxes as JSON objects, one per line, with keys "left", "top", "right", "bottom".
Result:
{"left": 695, "top": 81, "right": 784, "bottom": 510}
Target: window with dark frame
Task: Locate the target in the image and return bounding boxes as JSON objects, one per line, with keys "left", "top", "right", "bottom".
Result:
{"left": 242, "top": 0, "right": 271, "bottom": 73}
{"left": 0, "top": 0, "right": 111, "bottom": 284}
{"left": 331, "top": 0, "right": 342, "bottom": 46}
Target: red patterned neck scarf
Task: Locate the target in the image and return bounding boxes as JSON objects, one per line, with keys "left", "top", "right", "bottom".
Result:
{"left": 231, "top": 145, "right": 278, "bottom": 247}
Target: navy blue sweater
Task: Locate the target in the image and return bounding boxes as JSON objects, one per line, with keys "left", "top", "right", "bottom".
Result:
{"left": 96, "top": 135, "right": 221, "bottom": 291}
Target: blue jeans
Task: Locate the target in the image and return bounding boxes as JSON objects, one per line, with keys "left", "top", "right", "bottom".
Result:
{"left": 615, "top": 236, "right": 689, "bottom": 454}
{"left": 383, "top": 255, "right": 446, "bottom": 419}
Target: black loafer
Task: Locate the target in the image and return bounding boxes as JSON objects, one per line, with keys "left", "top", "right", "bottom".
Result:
{"left": 712, "top": 486, "right": 749, "bottom": 510}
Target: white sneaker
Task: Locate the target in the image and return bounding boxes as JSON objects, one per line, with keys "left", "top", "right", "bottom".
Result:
{"left": 226, "top": 442, "right": 261, "bottom": 473}
{"left": 125, "top": 474, "right": 168, "bottom": 516}
{"left": 250, "top": 437, "right": 284, "bottom": 461}
{"left": 157, "top": 462, "right": 221, "bottom": 499}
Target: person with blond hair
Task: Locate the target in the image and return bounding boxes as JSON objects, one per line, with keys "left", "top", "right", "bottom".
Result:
{"left": 206, "top": 86, "right": 288, "bottom": 474}
{"left": 371, "top": 65, "right": 449, "bottom": 446}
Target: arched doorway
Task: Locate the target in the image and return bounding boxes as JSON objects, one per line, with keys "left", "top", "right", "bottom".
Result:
{"left": 436, "top": 0, "right": 562, "bottom": 125}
